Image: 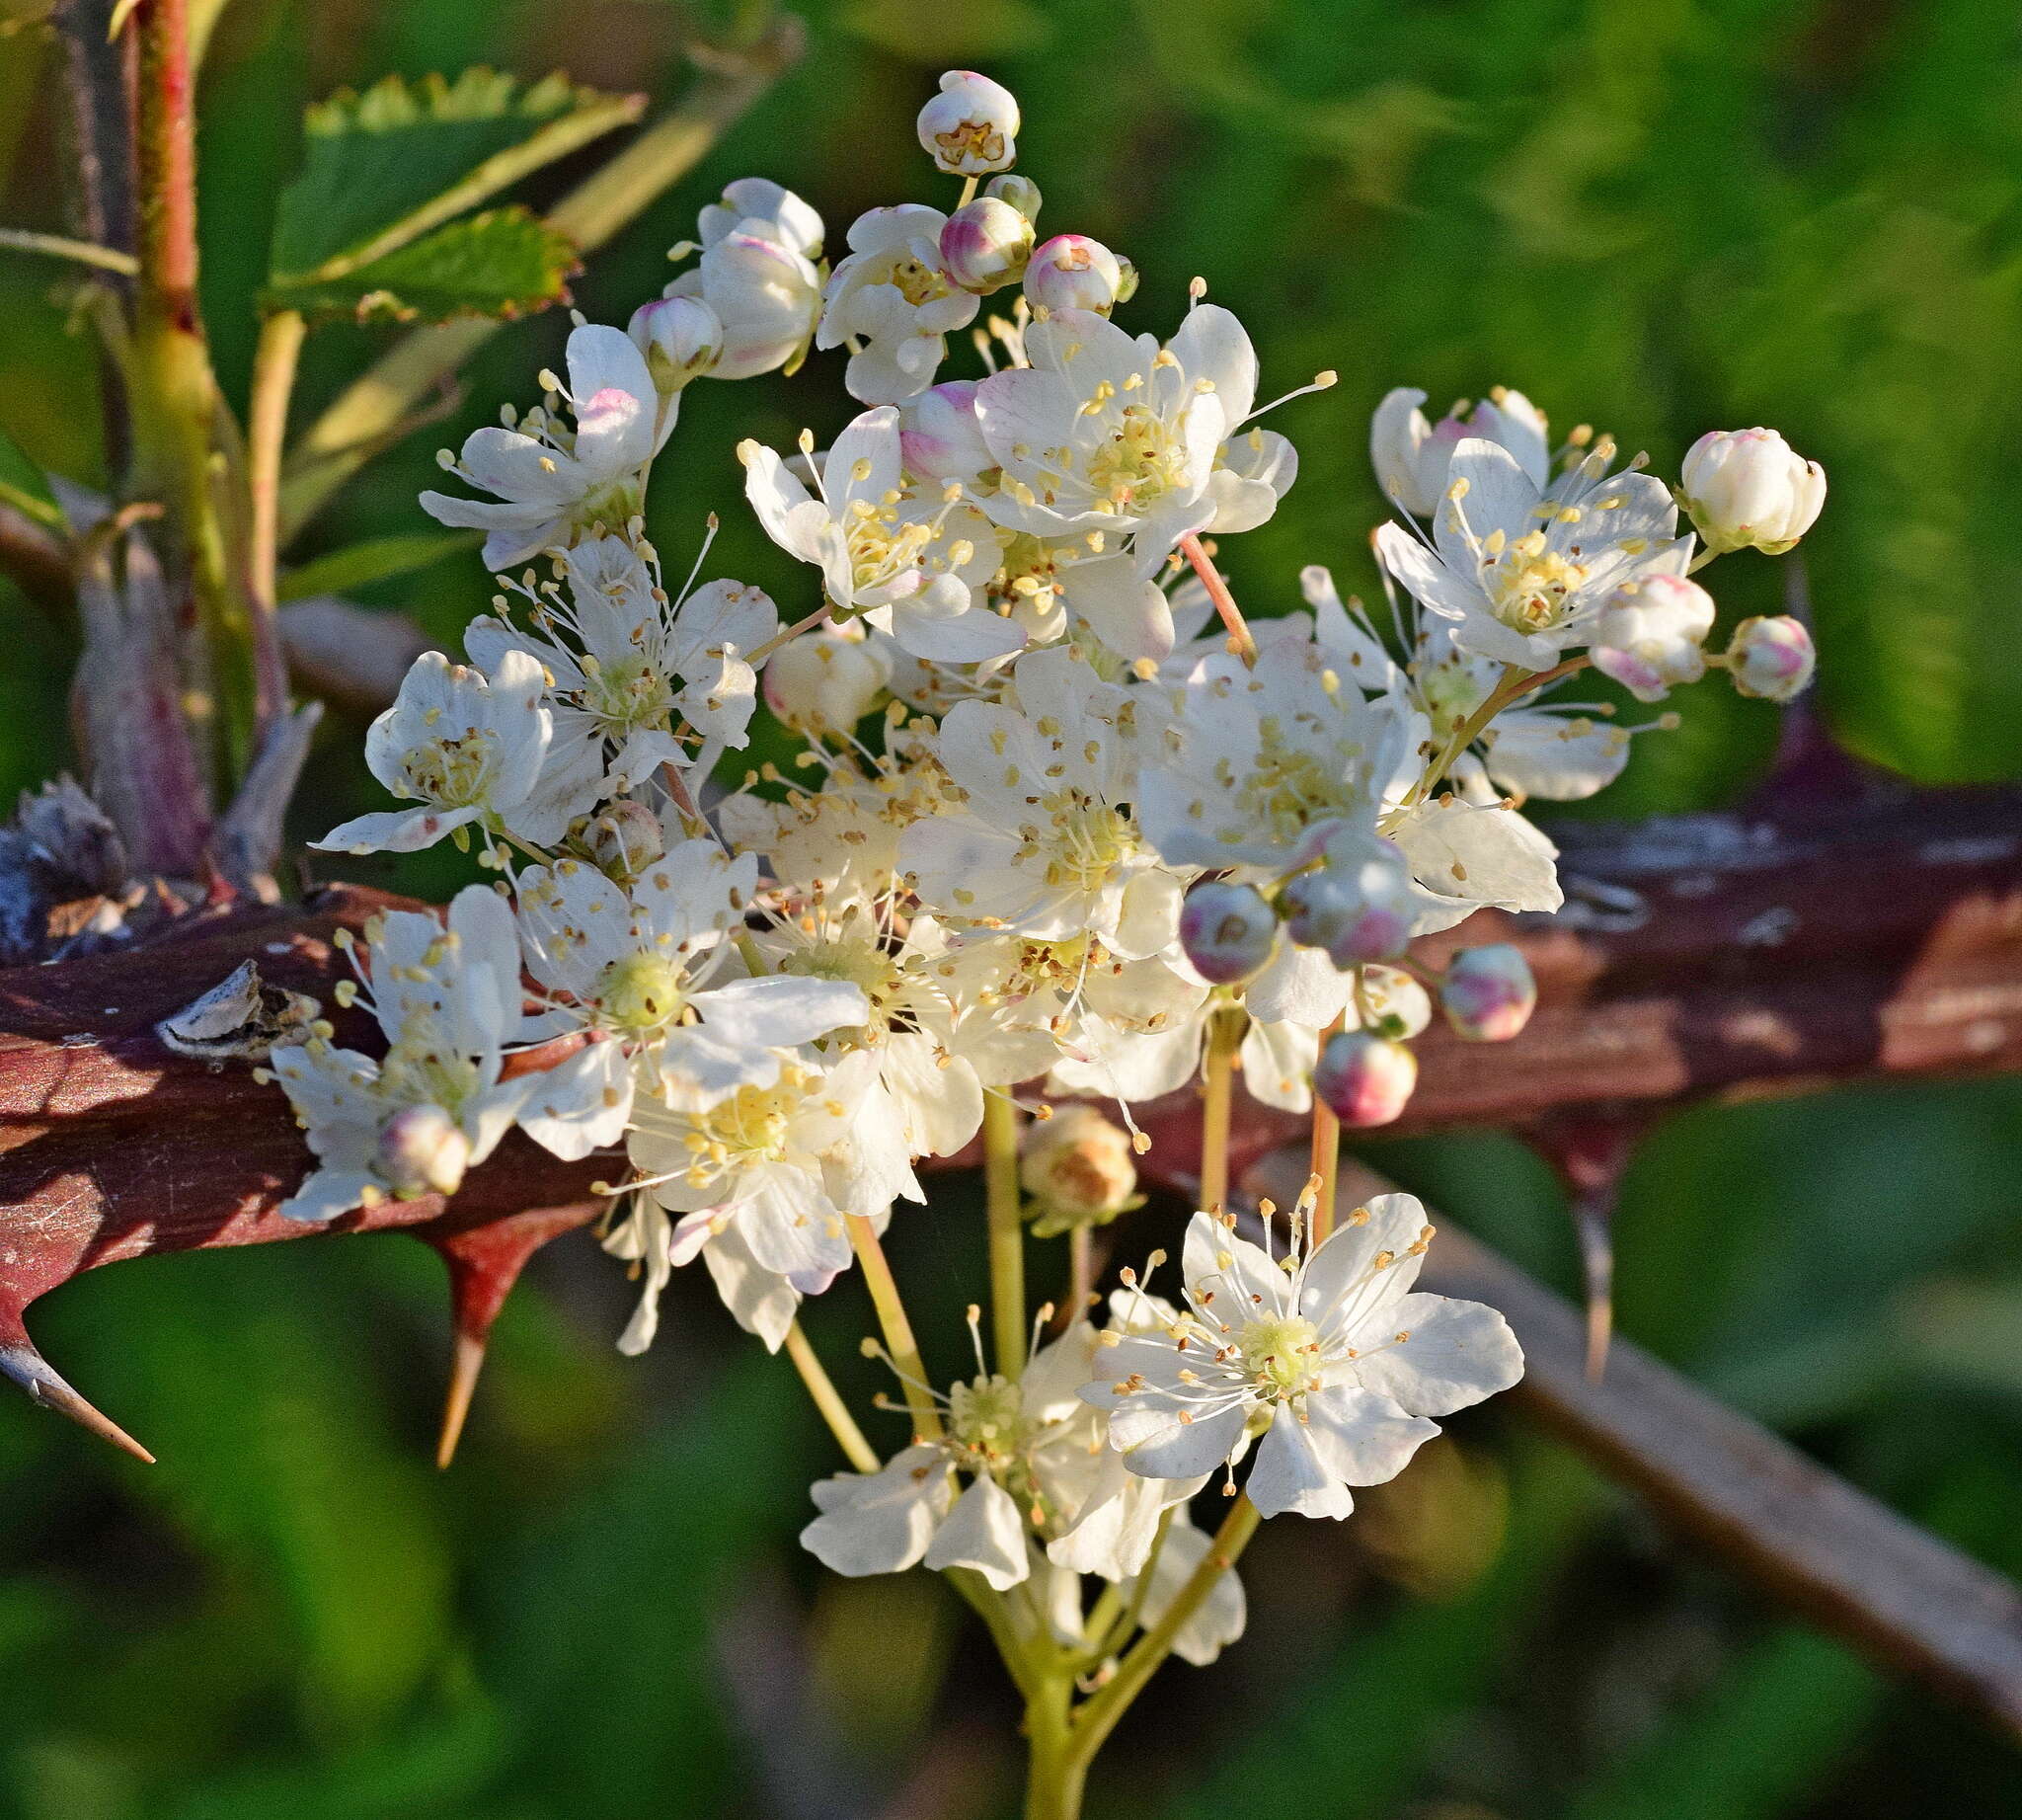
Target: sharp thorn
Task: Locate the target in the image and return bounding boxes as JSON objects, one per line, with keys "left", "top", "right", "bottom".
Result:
{"left": 436, "top": 1329, "right": 488, "bottom": 1470}
{"left": 0, "top": 1341, "right": 155, "bottom": 1464}
{"left": 1575, "top": 1198, "right": 1614, "bottom": 1385}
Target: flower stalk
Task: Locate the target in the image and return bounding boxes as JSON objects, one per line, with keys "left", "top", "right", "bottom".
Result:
{"left": 983, "top": 1094, "right": 1026, "bottom": 1373}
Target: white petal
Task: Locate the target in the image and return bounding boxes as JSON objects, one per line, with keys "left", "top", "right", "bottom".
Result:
{"left": 802, "top": 1444, "right": 953, "bottom": 1577}
{"left": 1350, "top": 1292, "right": 1524, "bottom": 1416}
{"left": 1300, "top": 1384, "right": 1439, "bottom": 1488}
{"left": 923, "top": 1474, "right": 1031, "bottom": 1589}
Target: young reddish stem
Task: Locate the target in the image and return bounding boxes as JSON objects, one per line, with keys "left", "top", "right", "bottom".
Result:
{"left": 1180, "top": 531, "right": 1257, "bottom": 664}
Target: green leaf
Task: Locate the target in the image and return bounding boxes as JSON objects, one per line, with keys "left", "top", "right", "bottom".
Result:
{"left": 0, "top": 420, "right": 61, "bottom": 527}
{"left": 276, "top": 529, "right": 481, "bottom": 602}
{"left": 269, "top": 68, "right": 639, "bottom": 286}
{"left": 268, "top": 208, "right": 580, "bottom": 324}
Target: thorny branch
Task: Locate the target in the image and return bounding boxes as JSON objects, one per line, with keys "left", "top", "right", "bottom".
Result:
{"left": 0, "top": 739, "right": 2018, "bottom": 1728}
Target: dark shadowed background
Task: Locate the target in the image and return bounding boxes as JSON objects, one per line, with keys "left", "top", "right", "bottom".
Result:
{"left": 1, "top": 1, "right": 2019, "bottom": 1815}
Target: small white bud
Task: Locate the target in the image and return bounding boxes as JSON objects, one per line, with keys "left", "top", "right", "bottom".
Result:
{"left": 940, "top": 196, "right": 1035, "bottom": 294}
{"left": 1178, "top": 880, "right": 1279, "bottom": 986}
{"left": 917, "top": 70, "right": 1021, "bottom": 176}
{"left": 1439, "top": 944, "right": 1537, "bottom": 1043}
{"left": 1019, "top": 1103, "right": 1138, "bottom": 1233}
{"left": 1588, "top": 572, "right": 1716, "bottom": 703}
{"left": 1725, "top": 613, "right": 1817, "bottom": 701}
{"left": 762, "top": 622, "right": 894, "bottom": 732}
{"left": 627, "top": 294, "right": 723, "bottom": 392}
{"left": 984, "top": 173, "right": 1042, "bottom": 220}
{"left": 1679, "top": 428, "right": 1827, "bottom": 555}
{"left": 376, "top": 1104, "right": 471, "bottom": 1198}
{"left": 1024, "top": 234, "right": 1127, "bottom": 316}
{"left": 899, "top": 380, "right": 992, "bottom": 484}
{"left": 1312, "top": 1030, "right": 1418, "bottom": 1129}
{"left": 586, "top": 800, "right": 666, "bottom": 881}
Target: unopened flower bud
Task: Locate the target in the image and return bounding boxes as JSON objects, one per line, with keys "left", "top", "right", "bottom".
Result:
{"left": 1020, "top": 1103, "right": 1138, "bottom": 1234}
{"left": 1024, "top": 234, "right": 1127, "bottom": 316}
{"left": 1312, "top": 1031, "right": 1418, "bottom": 1129}
{"left": 984, "top": 173, "right": 1041, "bottom": 220}
{"left": 1179, "top": 880, "right": 1279, "bottom": 986}
{"left": 1439, "top": 944, "right": 1537, "bottom": 1042}
{"left": 586, "top": 799, "right": 666, "bottom": 881}
{"left": 900, "top": 380, "right": 993, "bottom": 484}
{"left": 1679, "top": 428, "right": 1827, "bottom": 555}
{"left": 1589, "top": 572, "right": 1716, "bottom": 703}
{"left": 1725, "top": 614, "right": 1816, "bottom": 701}
{"left": 1279, "top": 833, "right": 1414, "bottom": 968}
{"left": 940, "top": 196, "right": 1035, "bottom": 293}
{"left": 628, "top": 295, "right": 723, "bottom": 392}
{"left": 763, "top": 622, "right": 894, "bottom": 731}
{"left": 377, "top": 1103, "right": 471, "bottom": 1198}
{"left": 917, "top": 70, "right": 1020, "bottom": 176}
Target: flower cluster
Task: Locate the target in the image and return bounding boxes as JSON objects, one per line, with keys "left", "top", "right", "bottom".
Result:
{"left": 272, "top": 69, "right": 1826, "bottom": 1723}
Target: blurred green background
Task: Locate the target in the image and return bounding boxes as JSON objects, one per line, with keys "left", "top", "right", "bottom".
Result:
{"left": 2, "top": 0, "right": 2021, "bottom": 1814}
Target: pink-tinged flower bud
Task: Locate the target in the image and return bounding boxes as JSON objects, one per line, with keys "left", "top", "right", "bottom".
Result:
{"left": 377, "top": 1104, "right": 471, "bottom": 1198}
{"left": 900, "top": 380, "right": 993, "bottom": 483}
{"left": 628, "top": 295, "right": 723, "bottom": 392}
{"left": 1679, "top": 428, "right": 1827, "bottom": 555}
{"left": 1179, "top": 880, "right": 1279, "bottom": 986}
{"left": 1313, "top": 1030, "right": 1419, "bottom": 1128}
{"left": 586, "top": 799, "right": 666, "bottom": 881}
{"left": 762, "top": 622, "right": 894, "bottom": 731}
{"left": 1439, "top": 943, "right": 1537, "bottom": 1042}
{"left": 1725, "top": 614, "right": 1816, "bottom": 701}
{"left": 1589, "top": 572, "right": 1716, "bottom": 703}
{"left": 1020, "top": 1103, "right": 1138, "bottom": 1234}
{"left": 940, "top": 196, "right": 1035, "bottom": 294}
{"left": 985, "top": 173, "right": 1042, "bottom": 220}
{"left": 1279, "top": 833, "right": 1415, "bottom": 967}
{"left": 917, "top": 70, "right": 1020, "bottom": 175}
{"left": 1024, "top": 234, "right": 1126, "bottom": 316}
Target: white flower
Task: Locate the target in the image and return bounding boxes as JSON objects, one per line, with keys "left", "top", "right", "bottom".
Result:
{"left": 1680, "top": 428, "right": 1826, "bottom": 555}
{"left": 421, "top": 325, "right": 665, "bottom": 569}
{"left": 667, "top": 180, "right": 825, "bottom": 381}
{"left": 1375, "top": 436, "right": 1692, "bottom": 671}
{"left": 313, "top": 648, "right": 574, "bottom": 856}
{"left": 802, "top": 1318, "right": 1195, "bottom": 1592}
{"left": 270, "top": 889, "right": 529, "bottom": 1223}
{"left": 1082, "top": 1197, "right": 1523, "bottom": 1518}
{"left": 1384, "top": 793, "right": 1563, "bottom": 935}
{"left": 628, "top": 294, "right": 724, "bottom": 401}
{"left": 1588, "top": 572, "right": 1716, "bottom": 703}
{"left": 740, "top": 407, "right": 1022, "bottom": 663}
{"left": 819, "top": 205, "right": 981, "bottom": 404}
{"left": 508, "top": 845, "right": 869, "bottom": 1159}
{"left": 628, "top": 1048, "right": 920, "bottom": 1293}
{"left": 901, "top": 645, "right": 1185, "bottom": 955}
{"left": 916, "top": 69, "right": 1020, "bottom": 176}
{"left": 1135, "top": 609, "right": 1415, "bottom": 872}
{"left": 1370, "top": 386, "right": 1550, "bottom": 519}
{"left": 466, "top": 531, "right": 778, "bottom": 793}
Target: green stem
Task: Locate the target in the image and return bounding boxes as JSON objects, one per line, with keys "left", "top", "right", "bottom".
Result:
{"left": 246, "top": 308, "right": 303, "bottom": 676}
{"left": 0, "top": 226, "right": 138, "bottom": 275}
{"left": 1065, "top": 1495, "right": 1263, "bottom": 1771}
{"left": 983, "top": 1094, "right": 1027, "bottom": 1374}
{"left": 131, "top": 0, "right": 271, "bottom": 763}
{"left": 1409, "top": 655, "right": 1592, "bottom": 806}
{"left": 1024, "top": 1673, "right": 1082, "bottom": 1820}
{"left": 1199, "top": 1006, "right": 1244, "bottom": 1215}
{"left": 783, "top": 1320, "right": 878, "bottom": 1473}
{"left": 846, "top": 1214, "right": 941, "bottom": 1443}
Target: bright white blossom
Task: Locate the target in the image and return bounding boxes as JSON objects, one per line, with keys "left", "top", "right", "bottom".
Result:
{"left": 422, "top": 325, "right": 667, "bottom": 568}
{"left": 667, "top": 179, "right": 825, "bottom": 381}
{"left": 1083, "top": 1198, "right": 1522, "bottom": 1517}
{"left": 1369, "top": 385, "right": 1549, "bottom": 519}
{"left": 820, "top": 205, "right": 980, "bottom": 404}
{"left": 916, "top": 69, "right": 1020, "bottom": 176}
{"left": 270, "top": 889, "right": 529, "bottom": 1223}
{"left": 741, "top": 407, "right": 1021, "bottom": 662}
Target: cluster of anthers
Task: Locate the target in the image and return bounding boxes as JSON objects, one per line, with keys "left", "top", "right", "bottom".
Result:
{"left": 266, "top": 67, "right": 1826, "bottom": 1702}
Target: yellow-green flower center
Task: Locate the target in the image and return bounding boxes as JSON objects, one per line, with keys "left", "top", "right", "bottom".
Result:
{"left": 597, "top": 952, "right": 687, "bottom": 1033}
{"left": 1239, "top": 1313, "right": 1321, "bottom": 1397}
